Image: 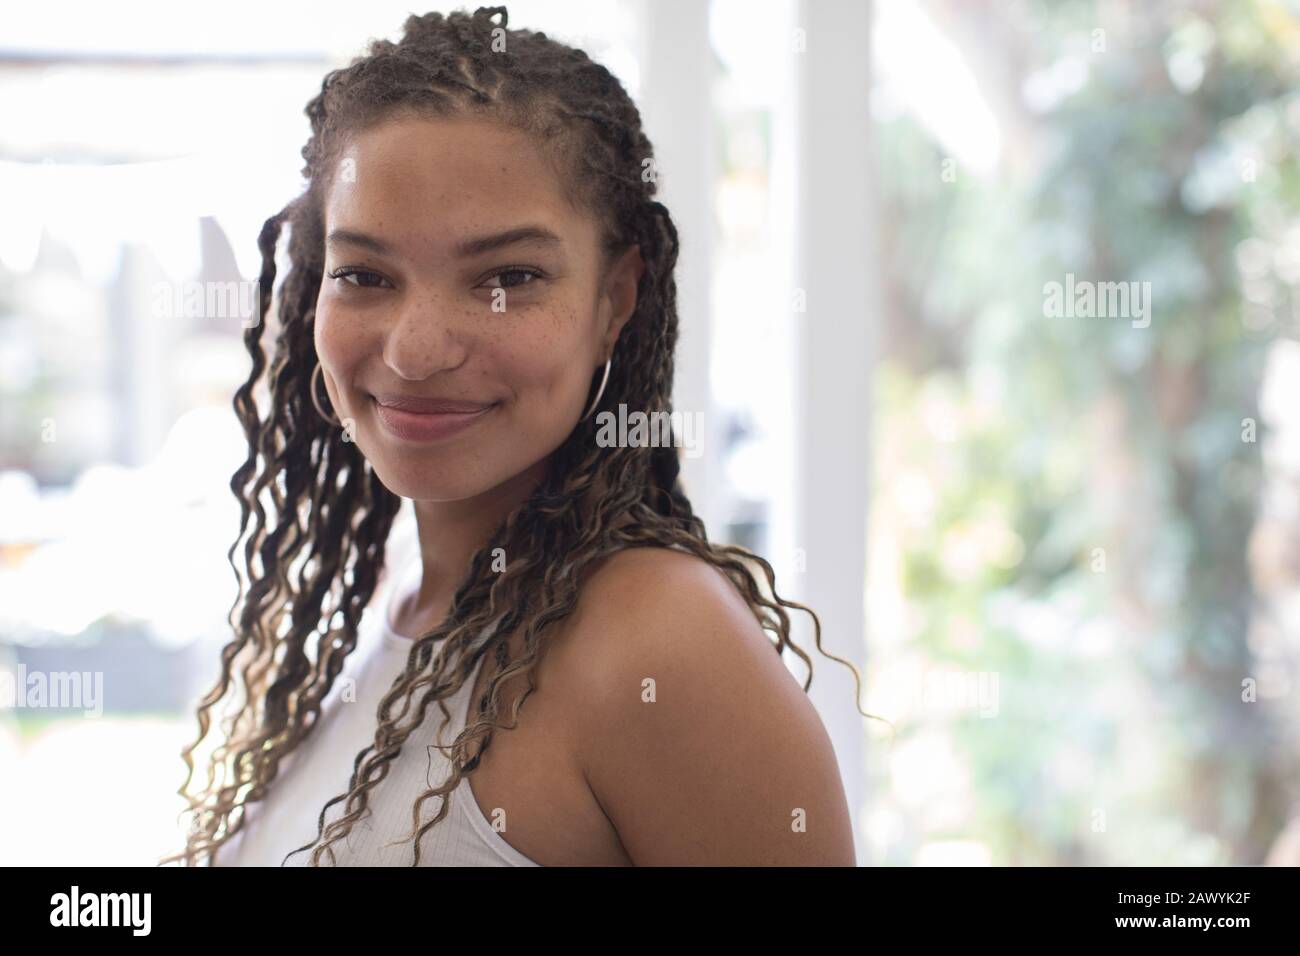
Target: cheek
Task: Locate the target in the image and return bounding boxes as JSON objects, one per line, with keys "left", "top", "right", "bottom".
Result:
{"left": 496, "top": 307, "right": 591, "bottom": 404}
{"left": 312, "top": 296, "right": 369, "bottom": 373}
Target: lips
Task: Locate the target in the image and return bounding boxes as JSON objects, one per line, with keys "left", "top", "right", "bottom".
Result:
{"left": 371, "top": 393, "right": 497, "bottom": 414}
{"left": 370, "top": 393, "right": 498, "bottom": 443}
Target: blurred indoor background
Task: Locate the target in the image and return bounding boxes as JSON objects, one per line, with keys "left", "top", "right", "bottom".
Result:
{"left": 1, "top": 0, "right": 1298, "bottom": 866}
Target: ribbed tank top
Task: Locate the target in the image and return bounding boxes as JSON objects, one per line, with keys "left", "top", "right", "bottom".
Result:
{"left": 216, "top": 540, "right": 542, "bottom": 867}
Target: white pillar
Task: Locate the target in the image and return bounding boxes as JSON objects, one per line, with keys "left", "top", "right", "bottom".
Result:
{"left": 789, "top": 0, "right": 875, "bottom": 866}
{"left": 636, "top": 0, "right": 722, "bottom": 536}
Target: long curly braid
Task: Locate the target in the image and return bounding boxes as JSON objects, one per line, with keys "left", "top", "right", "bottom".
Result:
{"left": 161, "top": 5, "right": 883, "bottom": 867}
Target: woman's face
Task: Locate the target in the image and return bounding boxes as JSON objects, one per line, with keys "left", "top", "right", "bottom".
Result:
{"left": 314, "top": 114, "right": 642, "bottom": 501}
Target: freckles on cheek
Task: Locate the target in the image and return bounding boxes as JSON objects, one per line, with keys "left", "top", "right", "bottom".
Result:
{"left": 490, "top": 306, "right": 570, "bottom": 400}
{"left": 526, "top": 309, "right": 586, "bottom": 404}
{"left": 314, "top": 308, "right": 369, "bottom": 380}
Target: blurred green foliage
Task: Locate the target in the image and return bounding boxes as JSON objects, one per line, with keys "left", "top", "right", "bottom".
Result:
{"left": 874, "top": 0, "right": 1300, "bottom": 864}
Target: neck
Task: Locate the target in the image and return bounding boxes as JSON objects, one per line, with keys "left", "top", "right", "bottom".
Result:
{"left": 404, "top": 457, "right": 550, "bottom": 624}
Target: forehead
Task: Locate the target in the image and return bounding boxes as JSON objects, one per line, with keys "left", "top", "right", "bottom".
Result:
{"left": 323, "top": 114, "right": 589, "bottom": 248}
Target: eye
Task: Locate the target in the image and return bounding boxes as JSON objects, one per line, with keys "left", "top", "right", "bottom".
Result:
{"left": 481, "top": 267, "right": 545, "bottom": 291}
{"left": 327, "top": 267, "right": 391, "bottom": 289}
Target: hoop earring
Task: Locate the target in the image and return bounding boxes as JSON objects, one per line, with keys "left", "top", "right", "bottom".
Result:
{"left": 581, "top": 358, "right": 612, "bottom": 420}
{"left": 311, "top": 361, "right": 342, "bottom": 427}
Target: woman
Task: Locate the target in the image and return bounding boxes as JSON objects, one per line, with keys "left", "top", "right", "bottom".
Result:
{"left": 162, "top": 5, "right": 876, "bottom": 867}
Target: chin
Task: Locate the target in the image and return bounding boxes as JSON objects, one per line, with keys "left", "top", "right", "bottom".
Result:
{"left": 370, "top": 461, "right": 500, "bottom": 502}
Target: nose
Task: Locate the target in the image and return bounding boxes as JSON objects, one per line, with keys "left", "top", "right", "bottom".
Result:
{"left": 381, "top": 290, "right": 470, "bottom": 381}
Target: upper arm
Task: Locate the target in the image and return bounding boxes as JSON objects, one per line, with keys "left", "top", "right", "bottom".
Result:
{"left": 567, "top": 548, "right": 856, "bottom": 866}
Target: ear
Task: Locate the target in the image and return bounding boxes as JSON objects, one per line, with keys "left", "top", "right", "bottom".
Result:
{"left": 597, "top": 243, "right": 645, "bottom": 360}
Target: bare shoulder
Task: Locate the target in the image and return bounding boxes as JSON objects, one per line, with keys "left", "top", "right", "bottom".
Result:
{"left": 568, "top": 545, "right": 775, "bottom": 655}
{"left": 559, "top": 546, "right": 790, "bottom": 696}
{"left": 553, "top": 545, "right": 856, "bottom": 866}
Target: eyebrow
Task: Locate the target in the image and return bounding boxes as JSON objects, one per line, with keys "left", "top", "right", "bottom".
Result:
{"left": 325, "top": 225, "right": 563, "bottom": 259}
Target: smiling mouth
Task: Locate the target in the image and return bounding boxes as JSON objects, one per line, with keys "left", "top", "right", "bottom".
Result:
{"left": 371, "top": 396, "right": 498, "bottom": 443}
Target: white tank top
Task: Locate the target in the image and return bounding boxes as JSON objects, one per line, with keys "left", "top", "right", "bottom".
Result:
{"left": 216, "top": 525, "right": 542, "bottom": 867}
